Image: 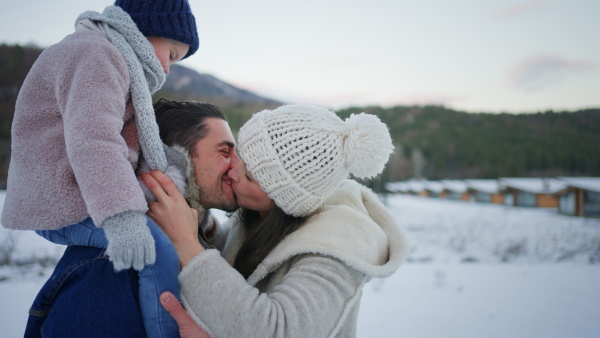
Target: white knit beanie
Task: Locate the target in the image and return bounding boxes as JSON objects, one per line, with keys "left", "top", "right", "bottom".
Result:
{"left": 237, "top": 104, "right": 394, "bottom": 217}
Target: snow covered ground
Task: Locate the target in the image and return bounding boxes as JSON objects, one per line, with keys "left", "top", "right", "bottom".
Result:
{"left": 1, "top": 192, "right": 599, "bottom": 337}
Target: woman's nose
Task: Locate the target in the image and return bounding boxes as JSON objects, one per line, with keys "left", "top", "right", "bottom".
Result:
{"left": 230, "top": 155, "right": 242, "bottom": 168}
{"left": 230, "top": 151, "right": 241, "bottom": 168}
{"left": 228, "top": 162, "right": 242, "bottom": 182}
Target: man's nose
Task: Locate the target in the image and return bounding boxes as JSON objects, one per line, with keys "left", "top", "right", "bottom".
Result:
{"left": 228, "top": 163, "right": 241, "bottom": 182}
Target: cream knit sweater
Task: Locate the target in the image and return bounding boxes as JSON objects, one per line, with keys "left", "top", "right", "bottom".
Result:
{"left": 179, "top": 180, "right": 408, "bottom": 338}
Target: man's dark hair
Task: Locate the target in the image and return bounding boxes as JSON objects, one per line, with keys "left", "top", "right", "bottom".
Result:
{"left": 154, "top": 98, "right": 227, "bottom": 156}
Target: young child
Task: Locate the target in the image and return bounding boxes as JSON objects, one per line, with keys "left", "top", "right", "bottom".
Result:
{"left": 1, "top": 0, "right": 199, "bottom": 336}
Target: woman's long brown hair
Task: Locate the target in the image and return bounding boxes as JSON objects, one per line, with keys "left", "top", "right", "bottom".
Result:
{"left": 233, "top": 207, "right": 308, "bottom": 279}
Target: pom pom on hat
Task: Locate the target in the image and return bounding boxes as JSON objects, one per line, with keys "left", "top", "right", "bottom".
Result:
{"left": 238, "top": 104, "right": 394, "bottom": 217}
{"left": 343, "top": 113, "right": 394, "bottom": 179}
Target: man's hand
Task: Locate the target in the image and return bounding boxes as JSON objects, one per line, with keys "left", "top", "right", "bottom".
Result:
{"left": 141, "top": 171, "right": 204, "bottom": 267}
{"left": 160, "top": 292, "right": 211, "bottom": 338}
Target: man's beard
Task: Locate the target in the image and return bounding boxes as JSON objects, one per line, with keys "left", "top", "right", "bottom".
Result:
{"left": 197, "top": 183, "right": 238, "bottom": 212}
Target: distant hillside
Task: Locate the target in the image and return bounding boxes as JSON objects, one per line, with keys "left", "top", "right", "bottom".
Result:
{"left": 0, "top": 43, "right": 598, "bottom": 188}
{"left": 0, "top": 43, "right": 282, "bottom": 187}
{"left": 0, "top": 44, "right": 45, "bottom": 186}
{"left": 0, "top": 43, "right": 281, "bottom": 136}
{"left": 0, "top": 44, "right": 43, "bottom": 139}
{"left": 153, "top": 64, "right": 282, "bottom": 131}
{"left": 161, "top": 64, "right": 280, "bottom": 106}
{"left": 337, "top": 106, "right": 600, "bottom": 181}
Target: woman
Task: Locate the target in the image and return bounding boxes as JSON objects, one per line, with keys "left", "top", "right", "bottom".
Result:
{"left": 142, "top": 104, "right": 408, "bottom": 338}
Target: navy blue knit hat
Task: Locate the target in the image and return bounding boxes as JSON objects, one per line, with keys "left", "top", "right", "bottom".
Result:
{"left": 115, "top": 0, "right": 199, "bottom": 59}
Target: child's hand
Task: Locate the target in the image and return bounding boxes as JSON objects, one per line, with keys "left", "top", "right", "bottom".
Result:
{"left": 102, "top": 210, "right": 156, "bottom": 271}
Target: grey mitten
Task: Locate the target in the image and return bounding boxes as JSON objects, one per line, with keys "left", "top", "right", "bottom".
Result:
{"left": 138, "top": 143, "right": 188, "bottom": 202}
{"left": 102, "top": 210, "right": 155, "bottom": 271}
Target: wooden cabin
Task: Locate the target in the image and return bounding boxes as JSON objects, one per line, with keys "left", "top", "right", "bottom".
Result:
{"left": 384, "top": 181, "right": 408, "bottom": 194}
{"left": 463, "top": 179, "right": 503, "bottom": 204}
{"left": 440, "top": 180, "right": 469, "bottom": 201}
{"left": 406, "top": 180, "right": 427, "bottom": 197}
{"left": 554, "top": 177, "right": 600, "bottom": 217}
{"left": 424, "top": 181, "right": 444, "bottom": 198}
{"left": 499, "top": 178, "right": 566, "bottom": 208}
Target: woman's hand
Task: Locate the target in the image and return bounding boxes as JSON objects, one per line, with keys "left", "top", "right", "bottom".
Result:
{"left": 160, "top": 292, "right": 211, "bottom": 338}
{"left": 141, "top": 170, "right": 205, "bottom": 267}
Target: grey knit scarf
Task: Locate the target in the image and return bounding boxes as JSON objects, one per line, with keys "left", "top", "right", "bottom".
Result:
{"left": 76, "top": 6, "right": 167, "bottom": 172}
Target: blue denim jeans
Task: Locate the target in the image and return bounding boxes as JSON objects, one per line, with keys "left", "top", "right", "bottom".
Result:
{"left": 25, "top": 246, "right": 146, "bottom": 337}
{"left": 33, "top": 217, "right": 181, "bottom": 338}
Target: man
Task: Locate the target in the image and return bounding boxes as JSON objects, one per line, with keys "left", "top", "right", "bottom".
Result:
{"left": 25, "top": 99, "right": 239, "bottom": 337}
{"left": 153, "top": 99, "right": 239, "bottom": 249}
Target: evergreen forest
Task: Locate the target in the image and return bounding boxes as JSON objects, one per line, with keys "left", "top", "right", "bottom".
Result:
{"left": 1, "top": 43, "right": 598, "bottom": 188}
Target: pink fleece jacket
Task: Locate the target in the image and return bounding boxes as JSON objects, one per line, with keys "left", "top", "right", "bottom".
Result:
{"left": 1, "top": 29, "right": 148, "bottom": 230}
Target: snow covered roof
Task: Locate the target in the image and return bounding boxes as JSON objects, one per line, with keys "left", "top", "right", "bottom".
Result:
{"left": 384, "top": 181, "right": 408, "bottom": 193}
{"left": 440, "top": 180, "right": 468, "bottom": 193}
{"left": 385, "top": 180, "right": 438, "bottom": 193}
{"left": 406, "top": 180, "right": 426, "bottom": 193}
{"left": 424, "top": 181, "right": 443, "bottom": 193}
{"left": 556, "top": 177, "right": 600, "bottom": 194}
{"left": 464, "top": 179, "right": 500, "bottom": 194}
{"left": 499, "top": 177, "right": 567, "bottom": 194}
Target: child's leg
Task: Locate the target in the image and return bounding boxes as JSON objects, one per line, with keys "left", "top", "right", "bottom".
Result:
{"left": 35, "top": 218, "right": 108, "bottom": 247}
{"left": 37, "top": 217, "right": 181, "bottom": 338}
{"left": 138, "top": 216, "right": 181, "bottom": 338}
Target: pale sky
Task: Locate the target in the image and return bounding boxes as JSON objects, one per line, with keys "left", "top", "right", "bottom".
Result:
{"left": 1, "top": 0, "right": 599, "bottom": 113}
